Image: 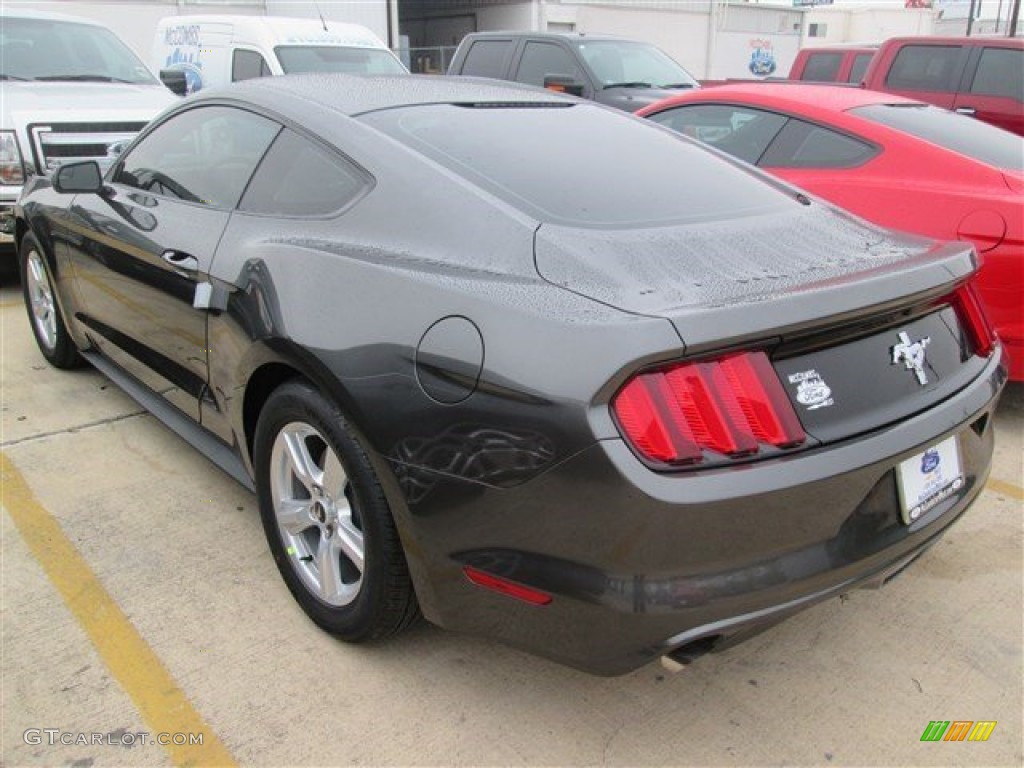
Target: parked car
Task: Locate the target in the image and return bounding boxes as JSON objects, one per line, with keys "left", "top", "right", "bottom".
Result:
{"left": 861, "top": 36, "right": 1024, "bottom": 135}
{"left": 0, "top": 8, "right": 175, "bottom": 252}
{"left": 17, "top": 74, "right": 1004, "bottom": 675}
{"left": 788, "top": 45, "right": 876, "bottom": 84}
{"left": 637, "top": 83, "right": 1023, "bottom": 382}
{"left": 152, "top": 15, "right": 406, "bottom": 96}
{"left": 447, "top": 31, "right": 699, "bottom": 112}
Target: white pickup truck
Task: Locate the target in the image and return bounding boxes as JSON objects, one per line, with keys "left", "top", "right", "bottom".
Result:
{"left": 0, "top": 9, "right": 175, "bottom": 248}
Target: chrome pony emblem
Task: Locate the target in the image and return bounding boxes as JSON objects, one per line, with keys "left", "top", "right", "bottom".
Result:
{"left": 891, "top": 331, "right": 932, "bottom": 385}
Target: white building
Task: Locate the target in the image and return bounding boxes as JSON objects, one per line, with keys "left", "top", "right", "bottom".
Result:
{"left": 398, "top": 0, "right": 1018, "bottom": 78}
{"left": 16, "top": 0, "right": 806, "bottom": 79}
{"left": 400, "top": 1, "right": 807, "bottom": 79}
{"left": 798, "top": 0, "right": 1021, "bottom": 45}
{"left": 14, "top": 0, "right": 1020, "bottom": 81}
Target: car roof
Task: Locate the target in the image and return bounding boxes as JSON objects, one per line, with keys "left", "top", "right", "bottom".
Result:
{"left": 798, "top": 44, "right": 877, "bottom": 52}
{"left": 645, "top": 82, "right": 923, "bottom": 115}
{"left": 460, "top": 30, "right": 636, "bottom": 43}
{"left": 201, "top": 73, "right": 575, "bottom": 116}
{"left": 881, "top": 35, "right": 1024, "bottom": 48}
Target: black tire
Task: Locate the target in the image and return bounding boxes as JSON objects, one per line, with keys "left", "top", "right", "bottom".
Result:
{"left": 254, "top": 379, "right": 420, "bottom": 642}
{"left": 19, "top": 233, "right": 83, "bottom": 369}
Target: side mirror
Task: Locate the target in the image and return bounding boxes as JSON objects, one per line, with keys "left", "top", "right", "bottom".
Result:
{"left": 543, "top": 74, "right": 585, "bottom": 97}
{"left": 160, "top": 68, "right": 188, "bottom": 96}
{"left": 53, "top": 161, "right": 105, "bottom": 195}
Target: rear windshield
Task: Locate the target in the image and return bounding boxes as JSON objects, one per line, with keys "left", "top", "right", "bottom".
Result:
{"left": 360, "top": 103, "right": 793, "bottom": 228}
{"left": 275, "top": 46, "right": 406, "bottom": 75}
{"left": 850, "top": 103, "right": 1023, "bottom": 171}
{"left": 801, "top": 53, "right": 842, "bottom": 82}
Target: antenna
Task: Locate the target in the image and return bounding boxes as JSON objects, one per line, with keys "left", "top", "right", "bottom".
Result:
{"left": 313, "top": 0, "right": 328, "bottom": 31}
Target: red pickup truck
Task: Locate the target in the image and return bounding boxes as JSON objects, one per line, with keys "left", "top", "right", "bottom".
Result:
{"left": 788, "top": 37, "right": 1023, "bottom": 135}
{"left": 862, "top": 36, "right": 1023, "bottom": 135}
{"left": 788, "top": 46, "right": 876, "bottom": 84}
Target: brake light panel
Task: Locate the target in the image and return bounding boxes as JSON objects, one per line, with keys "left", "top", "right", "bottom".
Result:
{"left": 613, "top": 350, "right": 806, "bottom": 469}
{"left": 613, "top": 284, "right": 995, "bottom": 471}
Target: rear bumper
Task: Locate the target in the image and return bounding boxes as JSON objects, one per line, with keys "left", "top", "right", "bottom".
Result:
{"left": 997, "top": 334, "right": 1022, "bottom": 382}
{"left": 391, "top": 350, "right": 1005, "bottom": 675}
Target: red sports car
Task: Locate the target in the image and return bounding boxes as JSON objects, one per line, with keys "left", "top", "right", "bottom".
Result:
{"left": 638, "top": 84, "right": 1023, "bottom": 380}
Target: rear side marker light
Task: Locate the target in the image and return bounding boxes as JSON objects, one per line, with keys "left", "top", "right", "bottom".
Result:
{"left": 463, "top": 566, "right": 553, "bottom": 606}
{"left": 613, "top": 351, "right": 806, "bottom": 468}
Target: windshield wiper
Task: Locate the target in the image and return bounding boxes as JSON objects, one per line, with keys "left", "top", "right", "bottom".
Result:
{"left": 35, "top": 74, "right": 134, "bottom": 83}
{"left": 602, "top": 81, "right": 652, "bottom": 90}
{"left": 0, "top": 74, "right": 31, "bottom": 81}
{"left": 662, "top": 82, "right": 697, "bottom": 89}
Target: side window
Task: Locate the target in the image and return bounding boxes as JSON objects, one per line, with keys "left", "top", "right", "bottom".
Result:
{"left": 515, "top": 42, "right": 582, "bottom": 87}
{"left": 886, "top": 45, "right": 963, "bottom": 92}
{"left": 848, "top": 53, "right": 873, "bottom": 83}
{"left": 801, "top": 53, "right": 842, "bottom": 82}
{"left": 760, "top": 119, "right": 877, "bottom": 169}
{"left": 970, "top": 48, "right": 1023, "bottom": 101}
{"left": 114, "top": 106, "right": 280, "bottom": 208}
{"left": 460, "top": 40, "right": 514, "bottom": 79}
{"left": 648, "top": 104, "right": 788, "bottom": 165}
{"left": 239, "top": 129, "right": 369, "bottom": 217}
{"left": 232, "top": 49, "right": 272, "bottom": 82}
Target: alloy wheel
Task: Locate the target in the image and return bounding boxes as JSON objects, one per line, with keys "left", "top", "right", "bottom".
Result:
{"left": 25, "top": 248, "right": 57, "bottom": 351}
{"left": 270, "top": 422, "right": 365, "bottom": 607}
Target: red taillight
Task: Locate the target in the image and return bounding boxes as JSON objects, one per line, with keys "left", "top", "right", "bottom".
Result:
{"left": 613, "top": 351, "right": 806, "bottom": 468}
{"left": 948, "top": 283, "right": 994, "bottom": 358}
{"left": 463, "top": 566, "right": 553, "bottom": 606}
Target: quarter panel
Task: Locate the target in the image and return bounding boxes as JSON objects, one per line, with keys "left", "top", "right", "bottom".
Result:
{"left": 206, "top": 205, "right": 682, "bottom": 624}
{"left": 208, "top": 211, "right": 682, "bottom": 474}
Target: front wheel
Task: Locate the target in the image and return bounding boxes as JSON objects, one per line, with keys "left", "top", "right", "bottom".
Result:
{"left": 254, "top": 380, "right": 420, "bottom": 642}
{"left": 20, "top": 233, "right": 83, "bottom": 369}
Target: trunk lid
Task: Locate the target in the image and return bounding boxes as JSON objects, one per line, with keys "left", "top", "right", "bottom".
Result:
{"left": 535, "top": 206, "right": 992, "bottom": 445}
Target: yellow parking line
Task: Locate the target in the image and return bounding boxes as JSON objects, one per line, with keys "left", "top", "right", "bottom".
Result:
{"left": 987, "top": 478, "right": 1023, "bottom": 501}
{"left": 0, "top": 452, "right": 237, "bottom": 768}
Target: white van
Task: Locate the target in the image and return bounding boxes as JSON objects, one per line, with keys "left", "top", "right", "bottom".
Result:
{"left": 152, "top": 15, "right": 407, "bottom": 95}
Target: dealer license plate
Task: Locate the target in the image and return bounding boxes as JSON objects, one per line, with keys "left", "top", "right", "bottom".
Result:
{"left": 896, "top": 435, "right": 964, "bottom": 525}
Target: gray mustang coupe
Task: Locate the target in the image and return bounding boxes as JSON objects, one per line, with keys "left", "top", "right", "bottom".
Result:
{"left": 16, "top": 75, "right": 1005, "bottom": 675}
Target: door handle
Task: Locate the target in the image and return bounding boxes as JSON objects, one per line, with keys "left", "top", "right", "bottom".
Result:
{"left": 955, "top": 106, "right": 977, "bottom": 116}
{"left": 162, "top": 249, "right": 199, "bottom": 273}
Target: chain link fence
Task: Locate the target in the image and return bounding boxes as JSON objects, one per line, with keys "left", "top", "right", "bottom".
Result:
{"left": 396, "top": 46, "right": 458, "bottom": 75}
